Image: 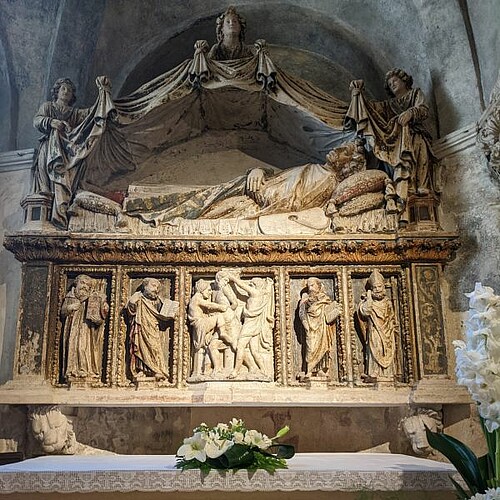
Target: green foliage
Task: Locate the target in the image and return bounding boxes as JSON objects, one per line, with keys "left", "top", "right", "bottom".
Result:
{"left": 175, "top": 444, "right": 291, "bottom": 473}
{"left": 425, "top": 425, "right": 488, "bottom": 497}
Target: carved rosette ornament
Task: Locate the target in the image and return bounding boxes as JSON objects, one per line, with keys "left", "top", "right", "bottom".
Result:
{"left": 477, "top": 70, "right": 500, "bottom": 183}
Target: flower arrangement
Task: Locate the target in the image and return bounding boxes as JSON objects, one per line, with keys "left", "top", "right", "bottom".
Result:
{"left": 175, "top": 418, "right": 295, "bottom": 472}
{"left": 427, "top": 283, "right": 500, "bottom": 499}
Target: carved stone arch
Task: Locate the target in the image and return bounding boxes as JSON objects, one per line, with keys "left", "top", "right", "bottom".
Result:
{"left": 118, "top": 3, "right": 392, "bottom": 100}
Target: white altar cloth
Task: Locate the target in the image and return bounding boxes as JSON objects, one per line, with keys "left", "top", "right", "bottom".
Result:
{"left": 0, "top": 453, "right": 459, "bottom": 498}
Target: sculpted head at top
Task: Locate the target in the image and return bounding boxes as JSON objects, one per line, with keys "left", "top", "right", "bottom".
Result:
{"left": 216, "top": 6, "right": 246, "bottom": 43}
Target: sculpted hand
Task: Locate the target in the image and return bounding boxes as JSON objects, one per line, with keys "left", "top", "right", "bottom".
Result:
{"left": 246, "top": 168, "right": 265, "bottom": 193}
{"left": 66, "top": 302, "right": 81, "bottom": 313}
{"left": 349, "top": 80, "right": 365, "bottom": 95}
{"left": 51, "top": 119, "right": 70, "bottom": 132}
{"left": 398, "top": 109, "right": 412, "bottom": 126}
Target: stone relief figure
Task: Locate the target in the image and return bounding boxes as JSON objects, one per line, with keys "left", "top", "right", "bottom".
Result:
{"left": 61, "top": 274, "right": 109, "bottom": 383}
{"left": 31, "top": 77, "right": 114, "bottom": 229}
{"left": 126, "top": 278, "right": 178, "bottom": 382}
{"left": 346, "top": 68, "right": 438, "bottom": 224}
{"left": 188, "top": 278, "right": 231, "bottom": 379}
{"left": 227, "top": 275, "right": 275, "bottom": 380}
{"left": 187, "top": 272, "right": 275, "bottom": 381}
{"left": 298, "top": 277, "right": 342, "bottom": 380}
{"left": 212, "top": 270, "right": 243, "bottom": 363}
{"left": 401, "top": 408, "right": 443, "bottom": 458}
{"left": 208, "top": 6, "right": 255, "bottom": 61}
{"left": 356, "top": 270, "right": 398, "bottom": 383}
{"left": 28, "top": 406, "right": 113, "bottom": 456}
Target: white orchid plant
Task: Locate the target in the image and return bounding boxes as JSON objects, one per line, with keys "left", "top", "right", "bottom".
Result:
{"left": 427, "top": 283, "right": 500, "bottom": 499}
{"left": 176, "top": 418, "right": 294, "bottom": 472}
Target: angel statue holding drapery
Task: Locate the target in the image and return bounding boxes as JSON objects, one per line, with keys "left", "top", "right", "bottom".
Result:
{"left": 346, "top": 68, "right": 439, "bottom": 225}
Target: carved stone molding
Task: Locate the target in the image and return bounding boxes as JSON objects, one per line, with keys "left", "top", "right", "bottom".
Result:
{"left": 477, "top": 70, "right": 500, "bottom": 183}
{"left": 4, "top": 233, "right": 460, "bottom": 265}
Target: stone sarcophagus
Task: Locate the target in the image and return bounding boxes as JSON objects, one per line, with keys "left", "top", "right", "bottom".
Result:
{"left": 4, "top": 231, "right": 461, "bottom": 406}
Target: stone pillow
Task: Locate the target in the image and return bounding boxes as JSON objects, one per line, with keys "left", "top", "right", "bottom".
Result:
{"left": 331, "top": 170, "right": 388, "bottom": 206}
{"left": 338, "top": 192, "right": 385, "bottom": 216}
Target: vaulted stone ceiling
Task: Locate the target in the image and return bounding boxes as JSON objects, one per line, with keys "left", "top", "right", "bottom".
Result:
{"left": 0, "top": 0, "right": 498, "bottom": 153}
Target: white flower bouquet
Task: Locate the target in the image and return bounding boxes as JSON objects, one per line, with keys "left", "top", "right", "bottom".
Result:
{"left": 175, "top": 418, "right": 294, "bottom": 472}
{"left": 427, "top": 283, "right": 500, "bottom": 499}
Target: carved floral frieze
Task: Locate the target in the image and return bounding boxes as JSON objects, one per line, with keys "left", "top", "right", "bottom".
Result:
{"left": 4, "top": 234, "right": 460, "bottom": 265}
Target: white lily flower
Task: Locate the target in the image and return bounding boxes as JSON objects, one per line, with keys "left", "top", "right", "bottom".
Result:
{"left": 233, "top": 431, "right": 245, "bottom": 444}
{"left": 456, "top": 284, "right": 500, "bottom": 432}
{"left": 244, "top": 429, "right": 273, "bottom": 450}
{"left": 176, "top": 432, "right": 207, "bottom": 462}
{"left": 469, "top": 487, "right": 500, "bottom": 499}
{"left": 205, "top": 437, "right": 234, "bottom": 458}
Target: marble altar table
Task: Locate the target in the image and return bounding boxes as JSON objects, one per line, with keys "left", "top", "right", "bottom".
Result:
{"left": 0, "top": 453, "right": 459, "bottom": 499}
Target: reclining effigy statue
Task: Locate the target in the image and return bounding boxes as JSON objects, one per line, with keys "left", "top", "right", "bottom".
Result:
{"left": 66, "top": 138, "right": 398, "bottom": 235}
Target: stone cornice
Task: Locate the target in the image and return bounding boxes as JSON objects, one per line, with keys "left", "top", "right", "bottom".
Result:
{"left": 0, "top": 148, "right": 34, "bottom": 172}
{"left": 432, "top": 123, "right": 477, "bottom": 159}
{"left": 3, "top": 232, "right": 460, "bottom": 265}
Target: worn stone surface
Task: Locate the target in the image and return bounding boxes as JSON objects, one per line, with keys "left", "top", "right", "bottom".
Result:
{"left": 440, "top": 146, "right": 500, "bottom": 310}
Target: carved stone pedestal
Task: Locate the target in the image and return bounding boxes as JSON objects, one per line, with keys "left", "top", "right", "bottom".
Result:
{"left": 20, "top": 193, "right": 53, "bottom": 231}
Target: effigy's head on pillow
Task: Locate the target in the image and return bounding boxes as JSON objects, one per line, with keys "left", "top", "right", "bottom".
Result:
{"left": 326, "top": 139, "right": 367, "bottom": 180}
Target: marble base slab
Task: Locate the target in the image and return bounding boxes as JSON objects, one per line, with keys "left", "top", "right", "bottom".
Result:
{"left": 0, "top": 453, "right": 460, "bottom": 499}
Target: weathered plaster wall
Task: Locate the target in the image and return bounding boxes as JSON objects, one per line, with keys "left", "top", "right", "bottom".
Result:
{"left": 0, "top": 167, "right": 30, "bottom": 384}
{"left": 441, "top": 145, "right": 500, "bottom": 311}
{"left": 466, "top": 0, "right": 500, "bottom": 104}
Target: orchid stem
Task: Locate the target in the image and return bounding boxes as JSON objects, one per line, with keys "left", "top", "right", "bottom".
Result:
{"left": 496, "top": 428, "right": 500, "bottom": 488}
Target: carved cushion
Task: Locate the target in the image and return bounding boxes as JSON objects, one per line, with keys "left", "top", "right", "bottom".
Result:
{"left": 70, "top": 191, "right": 122, "bottom": 216}
{"left": 331, "top": 170, "right": 388, "bottom": 205}
{"left": 338, "top": 192, "right": 385, "bottom": 216}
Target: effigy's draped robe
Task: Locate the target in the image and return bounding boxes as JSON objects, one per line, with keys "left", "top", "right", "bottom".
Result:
{"left": 124, "top": 161, "right": 340, "bottom": 224}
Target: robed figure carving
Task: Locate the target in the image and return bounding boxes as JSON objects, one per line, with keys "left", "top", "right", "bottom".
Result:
{"left": 31, "top": 76, "right": 117, "bottom": 229}
{"left": 346, "top": 68, "right": 438, "bottom": 224}
{"left": 356, "top": 270, "right": 398, "bottom": 382}
{"left": 126, "top": 278, "right": 178, "bottom": 382}
{"left": 298, "top": 277, "right": 341, "bottom": 380}
{"left": 61, "top": 275, "right": 109, "bottom": 383}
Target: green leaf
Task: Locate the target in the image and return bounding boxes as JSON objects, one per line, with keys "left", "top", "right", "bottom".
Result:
{"left": 449, "top": 475, "right": 471, "bottom": 499}
{"left": 425, "top": 426, "right": 487, "bottom": 494}
{"left": 268, "top": 444, "right": 295, "bottom": 459}
{"left": 217, "top": 444, "right": 255, "bottom": 469}
{"left": 479, "top": 452, "right": 495, "bottom": 485}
